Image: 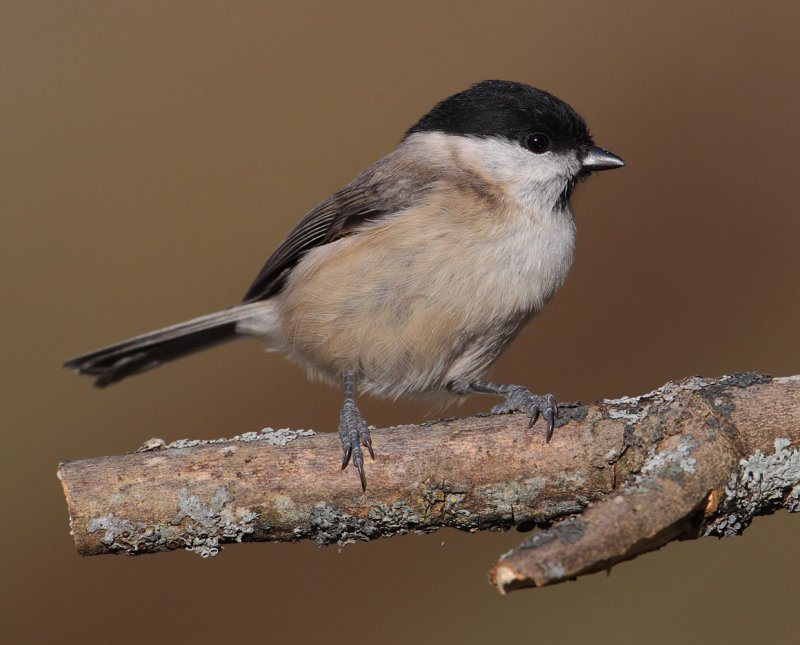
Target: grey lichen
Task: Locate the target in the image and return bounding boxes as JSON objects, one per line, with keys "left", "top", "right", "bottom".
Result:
{"left": 553, "top": 401, "right": 588, "bottom": 428}
{"left": 698, "top": 372, "right": 773, "bottom": 437}
{"left": 605, "top": 376, "right": 710, "bottom": 424}
{"left": 87, "top": 513, "right": 161, "bottom": 553}
{"left": 368, "top": 502, "right": 422, "bottom": 530}
{"left": 308, "top": 503, "right": 375, "bottom": 546}
{"left": 87, "top": 486, "right": 260, "bottom": 556}
{"left": 605, "top": 373, "right": 769, "bottom": 429}
{"left": 621, "top": 434, "right": 700, "bottom": 495}
{"left": 307, "top": 501, "right": 428, "bottom": 547}
{"left": 421, "top": 480, "right": 471, "bottom": 522}
{"left": 706, "top": 438, "right": 800, "bottom": 537}
{"left": 137, "top": 437, "right": 166, "bottom": 452}
{"left": 515, "top": 518, "right": 587, "bottom": 552}
{"left": 640, "top": 435, "right": 699, "bottom": 478}
{"left": 163, "top": 427, "right": 315, "bottom": 450}
{"left": 172, "top": 486, "right": 259, "bottom": 557}
{"left": 516, "top": 530, "right": 557, "bottom": 551}
{"left": 787, "top": 485, "right": 800, "bottom": 513}
{"left": 537, "top": 559, "right": 566, "bottom": 580}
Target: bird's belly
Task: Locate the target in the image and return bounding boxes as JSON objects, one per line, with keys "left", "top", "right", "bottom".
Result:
{"left": 276, "top": 205, "right": 575, "bottom": 397}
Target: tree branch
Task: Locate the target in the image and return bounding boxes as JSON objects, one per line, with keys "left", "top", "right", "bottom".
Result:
{"left": 58, "top": 373, "right": 800, "bottom": 592}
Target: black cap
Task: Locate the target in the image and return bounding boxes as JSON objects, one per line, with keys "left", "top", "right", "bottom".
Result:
{"left": 404, "top": 80, "right": 593, "bottom": 155}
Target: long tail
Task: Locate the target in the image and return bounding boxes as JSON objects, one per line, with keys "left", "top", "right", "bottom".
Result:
{"left": 64, "top": 302, "right": 270, "bottom": 388}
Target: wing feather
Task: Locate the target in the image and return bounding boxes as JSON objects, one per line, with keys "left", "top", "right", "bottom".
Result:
{"left": 242, "top": 149, "right": 434, "bottom": 302}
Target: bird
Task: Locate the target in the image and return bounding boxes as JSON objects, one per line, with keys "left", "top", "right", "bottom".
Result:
{"left": 65, "top": 80, "right": 625, "bottom": 490}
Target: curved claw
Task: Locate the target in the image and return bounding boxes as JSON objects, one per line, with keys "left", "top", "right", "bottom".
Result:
{"left": 474, "top": 382, "right": 559, "bottom": 443}
{"left": 363, "top": 432, "right": 375, "bottom": 460}
{"left": 544, "top": 407, "right": 555, "bottom": 443}
{"left": 354, "top": 454, "right": 367, "bottom": 491}
{"left": 341, "top": 443, "right": 352, "bottom": 470}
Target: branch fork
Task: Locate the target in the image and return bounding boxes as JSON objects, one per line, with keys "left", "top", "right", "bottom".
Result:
{"left": 58, "top": 373, "right": 800, "bottom": 593}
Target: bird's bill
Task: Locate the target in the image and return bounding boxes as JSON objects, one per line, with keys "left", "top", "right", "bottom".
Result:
{"left": 582, "top": 146, "right": 625, "bottom": 171}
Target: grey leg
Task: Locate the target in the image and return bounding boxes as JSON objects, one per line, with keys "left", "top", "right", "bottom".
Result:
{"left": 467, "top": 380, "right": 558, "bottom": 442}
{"left": 338, "top": 371, "right": 374, "bottom": 491}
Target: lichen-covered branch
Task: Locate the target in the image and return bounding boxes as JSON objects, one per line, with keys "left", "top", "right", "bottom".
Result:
{"left": 58, "top": 373, "right": 800, "bottom": 593}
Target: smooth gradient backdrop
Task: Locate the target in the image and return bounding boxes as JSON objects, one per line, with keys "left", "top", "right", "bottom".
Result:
{"left": 3, "top": 2, "right": 799, "bottom": 643}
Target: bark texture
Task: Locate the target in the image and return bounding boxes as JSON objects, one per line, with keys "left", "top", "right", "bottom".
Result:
{"left": 58, "top": 373, "right": 800, "bottom": 593}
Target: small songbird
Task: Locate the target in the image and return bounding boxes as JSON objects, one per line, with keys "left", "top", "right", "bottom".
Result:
{"left": 65, "top": 80, "right": 624, "bottom": 490}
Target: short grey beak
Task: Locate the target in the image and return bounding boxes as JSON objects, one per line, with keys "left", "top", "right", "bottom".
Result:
{"left": 582, "top": 146, "right": 625, "bottom": 171}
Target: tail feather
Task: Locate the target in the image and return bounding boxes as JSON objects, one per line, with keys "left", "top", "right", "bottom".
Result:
{"left": 64, "top": 303, "right": 269, "bottom": 387}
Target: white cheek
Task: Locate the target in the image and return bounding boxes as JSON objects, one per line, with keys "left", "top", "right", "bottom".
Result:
{"left": 514, "top": 153, "right": 576, "bottom": 207}
{"left": 457, "top": 137, "right": 581, "bottom": 214}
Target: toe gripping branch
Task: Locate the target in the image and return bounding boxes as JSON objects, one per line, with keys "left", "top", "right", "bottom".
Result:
{"left": 338, "top": 372, "right": 375, "bottom": 490}
{"left": 338, "top": 377, "right": 556, "bottom": 490}
{"left": 468, "top": 381, "right": 558, "bottom": 442}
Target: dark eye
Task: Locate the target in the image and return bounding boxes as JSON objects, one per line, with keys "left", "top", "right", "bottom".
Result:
{"left": 526, "top": 133, "right": 551, "bottom": 154}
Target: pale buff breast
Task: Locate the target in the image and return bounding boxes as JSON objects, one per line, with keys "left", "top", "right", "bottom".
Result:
{"left": 273, "top": 184, "right": 576, "bottom": 398}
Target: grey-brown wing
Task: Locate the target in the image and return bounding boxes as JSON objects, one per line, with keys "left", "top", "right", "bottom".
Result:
{"left": 242, "top": 152, "right": 433, "bottom": 303}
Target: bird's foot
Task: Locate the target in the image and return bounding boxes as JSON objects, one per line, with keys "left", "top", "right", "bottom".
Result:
{"left": 491, "top": 387, "right": 558, "bottom": 441}
{"left": 338, "top": 398, "right": 374, "bottom": 491}
{"left": 469, "top": 381, "right": 558, "bottom": 442}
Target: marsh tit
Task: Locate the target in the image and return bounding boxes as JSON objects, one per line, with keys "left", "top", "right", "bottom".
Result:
{"left": 65, "top": 80, "right": 624, "bottom": 489}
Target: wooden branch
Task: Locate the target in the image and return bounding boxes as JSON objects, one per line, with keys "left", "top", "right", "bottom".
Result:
{"left": 59, "top": 373, "right": 800, "bottom": 593}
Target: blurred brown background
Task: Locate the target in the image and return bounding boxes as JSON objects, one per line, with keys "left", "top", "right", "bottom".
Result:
{"left": 3, "top": 1, "right": 798, "bottom": 643}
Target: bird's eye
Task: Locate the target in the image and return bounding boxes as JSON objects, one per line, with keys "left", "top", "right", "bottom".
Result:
{"left": 526, "top": 133, "right": 551, "bottom": 154}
